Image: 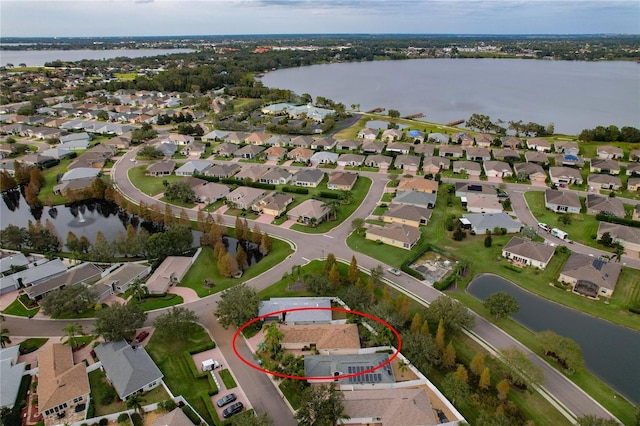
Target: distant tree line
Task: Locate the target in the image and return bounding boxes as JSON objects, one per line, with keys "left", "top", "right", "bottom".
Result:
{"left": 578, "top": 125, "right": 640, "bottom": 143}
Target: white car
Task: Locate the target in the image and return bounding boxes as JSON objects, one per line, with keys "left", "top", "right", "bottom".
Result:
{"left": 538, "top": 223, "right": 550, "bottom": 232}
{"left": 387, "top": 268, "right": 401, "bottom": 276}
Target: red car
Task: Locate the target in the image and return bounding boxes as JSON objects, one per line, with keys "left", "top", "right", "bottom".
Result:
{"left": 134, "top": 330, "right": 150, "bottom": 343}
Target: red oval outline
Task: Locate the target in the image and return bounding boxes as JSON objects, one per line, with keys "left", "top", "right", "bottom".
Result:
{"left": 232, "top": 307, "right": 402, "bottom": 381}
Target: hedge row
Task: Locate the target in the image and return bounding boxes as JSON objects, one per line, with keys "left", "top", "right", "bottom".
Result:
{"left": 219, "top": 178, "right": 276, "bottom": 190}
{"left": 188, "top": 341, "right": 217, "bottom": 355}
{"left": 401, "top": 264, "right": 425, "bottom": 280}
{"left": 319, "top": 190, "right": 340, "bottom": 199}
{"left": 181, "top": 405, "right": 201, "bottom": 425}
{"left": 282, "top": 186, "right": 309, "bottom": 195}
{"left": 629, "top": 307, "right": 640, "bottom": 315}
{"left": 503, "top": 264, "right": 523, "bottom": 273}
{"left": 595, "top": 213, "right": 640, "bottom": 228}
{"left": 433, "top": 274, "right": 456, "bottom": 291}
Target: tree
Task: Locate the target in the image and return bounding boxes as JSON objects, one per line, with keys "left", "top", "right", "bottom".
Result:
{"left": 351, "top": 217, "right": 365, "bottom": 231}
{"left": 230, "top": 412, "right": 273, "bottom": 426}
{"left": 455, "top": 364, "right": 469, "bottom": 384}
{"left": 215, "top": 283, "right": 260, "bottom": 329}
{"left": 576, "top": 415, "right": 620, "bottom": 426}
{"left": 496, "top": 378, "right": 510, "bottom": 400}
{"left": 443, "top": 342, "right": 457, "bottom": 369}
{"left": 328, "top": 263, "right": 342, "bottom": 288}
{"left": 479, "top": 367, "right": 491, "bottom": 390}
{"left": 305, "top": 273, "right": 332, "bottom": 296}
{"left": 0, "top": 326, "right": 11, "bottom": 348}
{"left": 484, "top": 235, "right": 493, "bottom": 247}
{"left": 138, "top": 145, "right": 164, "bottom": 159}
{"left": 322, "top": 253, "right": 337, "bottom": 274}
{"left": 62, "top": 323, "right": 83, "bottom": 350}
{"left": 388, "top": 109, "right": 400, "bottom": 118}
{"left": 470, "top": 353, "right": 486, "bottom": 376}
{"left": 426, "top": 296, "right": 475, "bottom": 334}
{"left": 129, "top": 279, "right": 147, "bottom": 302}
{"left": 435, "top": 318, "right": 446, "bottom": 352}
{"left": 41, "top": 284, "right": 98, "bottom": 318}
{"left": 0, "top": 225, "right": 29, "bottom": 250}
{"left": 347, "top": 255, "right": 359, "bottom": 285}
{"left": 259, "top": 232, "right": 272, "bottom": 255}
{"left": 484, "top": 292, "right": 520, "bottom": 320}
{"left": 441, "top": 372, "right": 470, "bottom": 405}
{"left": 94, "top": 304, "right": 147, "bottom": 342}
{"left": 401, "top": 332, "right": 441, "bottom": 372}
{"left": 126, "top": 393, "right": 145, "bottom": 416}
{"left": 164, "top": 181, "right": 195, "bottom": 203}
{"left": 236, "top": 245, "right": 249, "bottom": 270}
{"left": 153, "top": 307, "right": 198, "bottom": 340}
{"left": 537, "top": 330, "right": 584, "bottom": 374}
{"left": 89, "top": 231, "right": 116, "bottom": 262}
{"left": 410, "top": 313, "right": 423, "bottom": 334}
{"left": 295, "top": 382, "right": 348, "bottom": 426}
{"left": 263, "top": 322, "right": 284, "bottom": 356}
{"left": 0, "top": 170, "right": 17, "bottom": 191}
{"left": 500, "top": 347, "right": 544, "bottom": 391}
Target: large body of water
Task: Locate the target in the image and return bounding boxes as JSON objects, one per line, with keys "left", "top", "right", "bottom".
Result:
{"left": 0, "top": 48, "right": 194, "bottom": 67}
{"left": 467, "top": 274, "right": 640, "bottom": 403}
{"left": 261, "top": 58, "right": 640, "bottom": 135}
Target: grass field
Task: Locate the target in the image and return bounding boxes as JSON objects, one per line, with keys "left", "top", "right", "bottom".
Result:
{"left": 114, "top": 72, "right": 138, "bottom": 80}
{"left": 1, "top": 297, "right": 40, "bottom": 317}
{"left": 130, "top": 294, "right": 184, "bottom": 311}
{"left": 219, "top": 369, "right": 237, "bottom": 390}
{"left": 127, "top": 165, "right": 185, "bottom": 196}
{"left": 38, "top": 158, "right": 73, "bottom": 205}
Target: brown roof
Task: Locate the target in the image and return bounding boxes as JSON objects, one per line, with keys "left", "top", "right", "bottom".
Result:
{"left": 383, "top": 203, "right": 432, "bottom": 224}
{"left": 38, "top": 344, "right": 89, "bottom": 412}
{"left": 152, "top": 408, "right": 194, "bottom": 426}
{"left": 561, "top": 252, "right": 621, "bottom": 291}
{"left": 342, "top": 388, "right": 437, "bottom": 426}
{"left": 545, "top": 189, "right": 581, "bottom": 209}
{"left": 279, "top": 324, "right": 361, "bottom": 350}
{"left": 327, "top": 171, "right": 358, "bottom": 187}
{"left": 146, "top": 160, "right": 176, "bottom": 174}
{"left": 397, "top": 177, "right": 438, "bottom": 194}
{"left": 366, "top": 223, "right": 421, "bottom": 245}
{"left": 503, "top": 237, "right": 555, "bottom": 264}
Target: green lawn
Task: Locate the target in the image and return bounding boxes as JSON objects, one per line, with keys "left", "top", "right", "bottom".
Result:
{"left": 159, "top": 196, "right": 196, "bottom": 209}
{"left": 38, "top": 158, "right": 73, "bottom": 205}
{"left": 1, "top": 298, "right": 40, "bottom": 317}
{"left": 179, "top": 238, "right": 293, "bottom": 297}
{"left": 219, "top": 369, "right": 237, "bottom": 390}
{"left": 19, "top": 338, "right": 48, "bottom": 354}
{"left": 114, "top": 72, "right": 138, "bottom": 80}
{"left": 130, "top": 294, "right": 184, "bottom": 311}
{"left": 145, "top": 325, "right": 215, "bottom": 425}
{"left": 128, "top": 165, "right": 185, "bottom": 196}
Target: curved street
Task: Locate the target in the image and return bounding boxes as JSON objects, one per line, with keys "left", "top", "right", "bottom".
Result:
{"left": 4, "top": 146, "right": 629, "bottom": 423}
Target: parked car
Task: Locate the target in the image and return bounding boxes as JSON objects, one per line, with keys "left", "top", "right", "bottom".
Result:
{"left": 538, "top": 223, "right": 550, "bottom": 232}
{"left": 387, "top": 268, "right": 401, "bottom": 276}
{"left": 134, "top": 330, "right": 149, "bottom": 343}
{"left": 217, "top": 393, "right": 237, "bottom": 408}
{"left": 222, "top": 402, "right": 244, "bottom": 418}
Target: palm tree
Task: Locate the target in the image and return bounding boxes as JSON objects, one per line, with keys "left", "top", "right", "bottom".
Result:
{"left": 126, "top": 393, "right": 145, "bottom": 416}
{"left": 61, "top": 323, "right": 83, "bottom": 350}
{"left": 339, "top": 190, "right": 353, "bottom": 205}
{"left": 613, "top": 243, "right": 625, "bottom": 262}
{"left": 0, "top": 327, "right": 11, "bottom": 348}
{"left": 322, "top": 200, "right": 340, "bottom": 221}
{"left": 264, "top": 322, "right": 284, "bottom": 356}
{"left": 129, "top": 279, "right": 147, "bottom": 302}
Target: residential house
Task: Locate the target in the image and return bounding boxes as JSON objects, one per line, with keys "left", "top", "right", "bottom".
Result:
{"left": 438, "top": 145, "right": 463, "bottom": 158}
{"left": 59, "top": 132, "right": 90, "bottom": 144}
{"left": 155, "top": 142, "right": 178, "bottom": 158}
{"left": 259, "top": 168, "right": 292, "bottom": 185}
{"left": 526, "top": 137, "right": 552, "bottom": 152}
{"left": 524, "top": 151, "right": 550, "bottom": 164}
{"left": 261, "top": 102, "right": 294, "bottom": 115}
{"left": 422, "top": 156, "right": 450, "bottom": 175}
{"left": 278, "top": 324, "right": 361, "bottom": 355}
{"left": 38, "top": 344, "right": 89, "bottom": 422}
{"left": 292, "top": 169, "right": 325, "bottom": 187}
{"left": 361, "top": 141, "right": 386, "bottom": 154}
{"left": 309, "top": 151, "right": 338, "bottom": 166}
{"left": 0, "top": 346, "right": 26, "bottom": 409}
{"left": 224, "top": 132, "right": 249, "bottom": 144}
{"left": 103, "top": 135, "right": 131, "bottom": 150}
{"left": 253, "top": 192, "right": 294, "bottom": 216}
{"left": 259, "top": 297, "right": 332, "bottom": 324}
{"left": 501, "top": 136, "right": 523, "bottom": 149}
{"left": 60, "top": 167, "right": 101, "bottom": 183}
{"left": 145, "top": 256, "right": 193, "bottom": 294}
{"left": 544, "top": 189, "right": 582, "bottom": 213}
{"left": 475, "top": 133, "right": 494, "bottom": 148}
{"left": 0, "top": 252, "right": 29, "bottom": 275}
{"left": 304, "top": 353, "right": 396, "bottom": 385}
{"left": 393, "top": 190, "right": 437, "bottom": 209}
{"left": 393, "top": 154, "right": 420, "bottom": 174}
{"left": 365, "top": 154, "right": 393, "bottom": 169}
{"left": 265, "top": 135, "right": 290, "bottom": 147}
{"left": 165, "top": 134, "right": 194, "bottom": 145}
{"left": 288, "top": 147, "right": 315, "bottom": 164}
{"left": 382, "top": 204, "right": 432, "bottom": 227}
{"left": 264, "top": 146, "right": 288, "bottom": 162}
{"left": 212, "top": 142, "right": 238, "bottom": 158}
{"left": 341, "top": 389, "right": 438, "bottom": 426}
{"left": 53, "top": 177, "right": 97, "bottom": 196}
{"left": 452, "top": 160, "right": 481, "bottom": 177}
{"left": 590, "top": 158, "right": 620, "bottom": 175}
{"left": 175, "top": 160, "right": 212, "bottom": 177}
{"left": 19, "top": 154, "right": 55, "bottom": 167}
{"left": 327, "top": 171, "right": 358, "bottom": 191}
{"left": 483, "top": 160, "right": 513, "bottom": 178}
{"left": 460, "top": 212, "right": 522, "bottom": 234}
{"left": 413, "top": 144, "right": 434, "bottom": 157}
{"left": 555, "top": 141, "right": 579, "bottom": 156}
{"left": 454, "top": 182, "right": 497, "bottom": 198}
{"left": 629, "top": 149, "right": 640, "bottom": 162}
{"left": 226, "top": 186, "right": 266, "bottom": 210}
{"left": 365, "top": 223, "right": 421, "bottom": 250}
{"left": 385, "top": 142, "right": 411, "bottom": 155}
{"left": 596, "top": 146, "right": 624, "bottom": 159}
{"left": 549, "top": 167, "right": 583, "bottom": 186}
{"left": 0, "top": 144, "right": 14, "bottom": 158}
{"left": 502, "top": 237, "right": 555, "bottom": 269}
{"left": 381, "top": 128, "right": 403, "bottom": 142}
{"left": 205, "top": 163, "right": 240, "bottom": 179}
{"left": 245, "top": 132, "right": 270, "bottom": 146}
{"left": 234, "top": 145, "right": 264, "bottom": 159}
{"left": 311, "top": 137, "right": 337, "bottom": 151}
{"left": 288, "top": 199, "right": 331, "bottom": 225}
{"left": 597, "top": 222, "right": 640, "bottom": 252}
{"left": 588, "top": 174, "right": 622, "bottom": 191}
{"left": 92, "top": 263, "right": 151, "bottom": 301}
{"left": 180, "top": 141, "right": 205, "bottom": 158}
{"left": 286, "top": 104, "right": 335, "bottom": 122}
{"left": 188, "top": 178, "right": 229, "bottom": 204}
{"left": 456, "top": 132, "right": 475, "bottom": 147}
{"left": 146, "top": 160, "right": 175, "bottom": 177}
{"left": 290, "top": 135, "right": 314, "bottom": 149}
{"left": 397, "top": 177, "right": 438, "bottom": 194}
{"left": 555, "top": 153, "right": 585, "bottom": 168}
{"left": 427, "top": 132, "right": 449, "bottom": 144}
{"left": 464, "top": 194, "right": 503, "bottom": 214}
{"left": 627, "top": 177, "right": 640, "bottom": 191}
{"left": 336, "top": 139, "right": 362, "bottom": 151}
{"left": 41, "top": 146, "right": 73, "bottom": 160}
{"left": 513, "top": 162, "right": 547, "bottom": 184}
{"left": 626, "top": 163, "right": 640, "bottom": 176}
{"left": 559, "top": 252, "right": 621, "bottom": 297}
{"left": 586, "top": 194, "right": 625, "bottom": 217}
{"left": 491, "top": 148, "right": 521, "bottom": 162}
{"left": 466, "top": 147, "right": 491, "bottom": 162}
{"left": 152, "top": 409, "right": 194, "bottom": 426}
{"left": 94, "top": 340, "right": 164, "bottom": 400}
{"left": 24, "top": 262, "right": 101, "bottom": 301}
{"left": 337, "top": 153, "right": 365, "bottom": 167}
{"left": 357, "top": 128, "right": 378, "bottom": 140}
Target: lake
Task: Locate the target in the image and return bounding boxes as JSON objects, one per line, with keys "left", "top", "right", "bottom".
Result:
{"left": 467, "top": 273, "right": 640, "bottom": 404}
{"left": 260, "top": 58, "right": 640, "bottom": 135}
{"left": 0, "top": 48, "right": 195, "bottom": 67}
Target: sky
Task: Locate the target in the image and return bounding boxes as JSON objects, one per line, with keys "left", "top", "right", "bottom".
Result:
{"left": 1, "top": 0, "right": 639, "bottom": 38}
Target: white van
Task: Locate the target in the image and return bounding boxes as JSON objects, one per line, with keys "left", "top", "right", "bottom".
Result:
{"left": 550, "top": 228, "right": 568, "bottom": 240}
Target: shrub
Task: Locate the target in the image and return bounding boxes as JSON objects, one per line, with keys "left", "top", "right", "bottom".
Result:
{"left": 130, "top": 413, "right": 143, "bottom": 426}
{"left": 117, "top": 413, "right": 129, "bottom": 423}
{"left": 99, "top": 419, "right": 109, "bottom": 426}
{"left": 504, "top": 264, "right": 523, "bottom": 273}
{"left": 100, "top": 388, "right": 116, "bottom": 405}
{"left": 181, "top": 405, "right": 201, "bottom": 425}
{"left": 87, "top": 400, "right": 95, "bottom": 418}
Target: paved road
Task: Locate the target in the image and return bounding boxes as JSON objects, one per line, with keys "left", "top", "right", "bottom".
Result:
{"left": 5, "top": 152, "right": 624, "bottom": 423}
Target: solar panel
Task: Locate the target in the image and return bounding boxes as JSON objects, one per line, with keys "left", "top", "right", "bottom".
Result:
{"left": 592, "top": 259, "right": 606, "bottom": 270}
